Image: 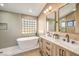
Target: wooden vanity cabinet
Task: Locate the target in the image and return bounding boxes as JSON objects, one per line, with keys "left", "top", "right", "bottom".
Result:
{"left": 39, "top": 37, "right": 79, "bottom": 56}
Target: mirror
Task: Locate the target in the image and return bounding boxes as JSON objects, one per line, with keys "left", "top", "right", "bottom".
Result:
{"left": 59, "top": 3, "right": 79, "bottom": 33}
{"left": 46, "top": 11, "right": 56, "bottom": 32}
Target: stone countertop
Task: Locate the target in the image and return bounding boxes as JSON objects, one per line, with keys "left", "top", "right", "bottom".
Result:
{"left": 40, "top": 35, "right": 79, "bottom": 55}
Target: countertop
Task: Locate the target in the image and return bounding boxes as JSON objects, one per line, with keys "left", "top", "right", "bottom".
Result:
{"left": 40, "top": 35, "right": 79, "bottom": 55}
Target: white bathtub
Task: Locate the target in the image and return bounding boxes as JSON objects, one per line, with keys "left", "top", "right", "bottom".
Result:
{"left": 16, "top": 36, "right": 39, "bottom": 50}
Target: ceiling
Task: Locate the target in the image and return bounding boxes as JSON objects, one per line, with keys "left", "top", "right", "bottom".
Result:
{"left": 0, "top": 3, "right": 46, "bottom": 16}
{"left": 47, "top": 12, "right": 55, "bottom": 19}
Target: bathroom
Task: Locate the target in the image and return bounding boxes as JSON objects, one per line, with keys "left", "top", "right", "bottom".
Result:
{"left": 0, "top": 2, "right": 79, "bottom": 57}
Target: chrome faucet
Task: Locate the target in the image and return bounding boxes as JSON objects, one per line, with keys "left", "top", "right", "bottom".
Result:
{"left": 65, "top": 34, "right": 70, "bottom": 42}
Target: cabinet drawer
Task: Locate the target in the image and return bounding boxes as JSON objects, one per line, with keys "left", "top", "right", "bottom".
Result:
{"left": 46, "top": 41, "right": 50, "bottom": 45}
{"left": 46, "top": 46, "right": 51, "bottom": 51}
{"left": 46, "top": 41, "right": 52, "bottom": 48}
{"left": 45, "top": 50, "right": 51, "bottom": 56}
{"left": 45, "top": 46, "right": 52, "bottom": 56}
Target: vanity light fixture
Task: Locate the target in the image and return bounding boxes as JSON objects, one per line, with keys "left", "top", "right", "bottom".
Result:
{"left": 0, "top": 3, "right": 4, "bottom": 7}
{"left": 44, "top": 11, "right": 46, "bottom": 14}
{"left": 46, "top": 9, "right": 49, "bottom": 12}
{"left": 43, "top": 6, "right": 53, "bottom": 14}
{"left": 48, "top": 6, "right": 52, "bottom": 10}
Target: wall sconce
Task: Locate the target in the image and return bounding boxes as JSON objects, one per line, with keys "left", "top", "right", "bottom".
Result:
{"left": 48, "top": 6, "right": 52, "bottom": 11}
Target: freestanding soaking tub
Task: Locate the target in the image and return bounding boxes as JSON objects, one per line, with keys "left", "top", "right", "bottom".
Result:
{"left": 16, "top": 36, "right": 39, "bottom": 50}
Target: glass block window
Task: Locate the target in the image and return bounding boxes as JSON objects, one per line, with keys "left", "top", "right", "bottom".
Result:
{"left": 22, "top": 18, "right": 37, "bottom": 34}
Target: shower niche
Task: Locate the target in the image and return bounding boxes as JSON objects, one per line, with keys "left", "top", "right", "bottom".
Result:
{"left": 0, "top": 23, "right": 8, "bottom": 30}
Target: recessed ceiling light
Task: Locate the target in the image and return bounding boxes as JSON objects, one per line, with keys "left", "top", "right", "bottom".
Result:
{"left": 28, "top": 9, "right": 32, "bottom": 13}
{"left": 0, "top": 3, "right": 4, "bottom": 7}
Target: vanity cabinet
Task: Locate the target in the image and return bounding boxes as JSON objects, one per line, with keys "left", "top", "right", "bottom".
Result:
{"left": 39, "top": 37, "right": 79, "bottom": 56}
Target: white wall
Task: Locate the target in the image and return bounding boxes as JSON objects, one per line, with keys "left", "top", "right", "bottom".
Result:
{"left": 38, "top": 13, "right": 47, "bottom": 35}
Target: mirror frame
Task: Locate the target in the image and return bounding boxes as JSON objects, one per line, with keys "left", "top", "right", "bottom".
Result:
{"left": 58, "top": 3, "right": 78, "bottom": 34}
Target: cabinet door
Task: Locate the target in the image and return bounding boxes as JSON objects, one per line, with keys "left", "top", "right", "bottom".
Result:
{"left": 42, "top": 39, "right": 47, "bottom": 56}
{"left": 39, "top": 38, "right": 45, "bottom": 56}
{"left": 69, "top": 52, "right": 79, "bottom": 56}
{"left": 39, "top": 38, "right": 43, "bottom": 49}
{"left": 56, "top": 45, "right": 62, "bottom": 56}
{"left": 66, "top": 50, "right": 79, "bottom": 56}
{"left": 56, "top": 45, "right": 66, "bottom": 56}
{"left": 51, "top": 43, "right": 56, "bottom": 56}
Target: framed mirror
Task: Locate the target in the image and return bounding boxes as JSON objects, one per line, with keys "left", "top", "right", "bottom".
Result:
{"left": 58, "top": 3, "right": 79, "bottom": 33}
{"left": 46, "top": 11, "right": 56, "bottom": 32}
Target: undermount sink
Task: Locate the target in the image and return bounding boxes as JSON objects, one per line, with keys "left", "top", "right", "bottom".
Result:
{"left": 59, "top": 38, "right": 79, "bottom": 48}
{"left": 43, "top": 35, "right": 53, "bottom": 38}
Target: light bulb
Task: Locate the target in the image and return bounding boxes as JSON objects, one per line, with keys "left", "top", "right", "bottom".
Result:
{"left": 49, "top": 6, "right": 52, "bottom": 10}
{"left": 0, "top": 3, "right": 4, "bottom": 7}
{"left": 43, "top": 11, "right": 46, "bottom": 14}
{"left": 46, "top": 9, "right": 49, "bottom": 12}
